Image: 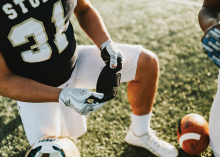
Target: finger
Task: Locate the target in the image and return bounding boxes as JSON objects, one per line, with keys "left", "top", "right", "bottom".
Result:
{"left": 106, "top": 42, "right": 120, "bottom": 69}
{"left": 91, "top": 102, "right": 106, "bottom": 112}
{"left": 78, "top": 102, "right": 94, "bottom": 115}
{"left": 90, "top": 92, "right": 104, "bottom": 99}
{"left": 118, "top": 53, "right": 125, "bottom": 62}
{"left": 115, "top": 58, "right": 123, "bottom": 72}
{"left": 96, "top": 89, "right": 117, "bottom": 103}
{"left": 110, "top": 54, "right": 117, "bottom": 69}
{"left": 81, "top": 102, "right": 105, "bottom": 115}
{"left": 117, "top": 53, "right": 125, "bottom": 69}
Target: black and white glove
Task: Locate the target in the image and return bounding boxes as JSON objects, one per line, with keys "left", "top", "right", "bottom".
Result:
{"left": 201, "top": 24, "right": 220, "bottom": 68}
{"left": 59, "top": 87, "right": 105, "bottom": 115}
{"left": 96, "top": 58, "right": 122, "bottom": 103}
{"left": 100, "top": 40, "right": 125, "bottom": 69}
{"left": 96, "top": 40, "right": 124, "bottom": 103}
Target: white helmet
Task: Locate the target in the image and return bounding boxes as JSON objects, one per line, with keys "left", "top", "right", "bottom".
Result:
{"left": 25, "top": 136, "right": 80, "bottom": 157}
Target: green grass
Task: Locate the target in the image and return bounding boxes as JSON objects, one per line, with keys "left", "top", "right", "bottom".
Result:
{"left": 0, "top": 0, "right": 216, "bottom": 156}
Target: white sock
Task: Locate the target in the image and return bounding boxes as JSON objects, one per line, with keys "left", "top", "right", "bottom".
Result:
{"left": 130, "top": 112, "right": 151, "bottom": 136}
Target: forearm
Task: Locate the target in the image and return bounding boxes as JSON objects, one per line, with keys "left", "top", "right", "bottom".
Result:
{"left": 75, "top": 5, "right": 111, "bottom": 48}
{"left": 0, "top": 73, "right": 61, "bottom": 102}
{"left": 199, "top": 7, "right": 220, "bottom": 31}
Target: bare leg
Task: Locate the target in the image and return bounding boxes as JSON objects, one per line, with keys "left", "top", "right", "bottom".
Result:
{"left": 127, "top": 48, "right": 159, "bottom": 115}
{"left": 125, "top": 48, "right": 178, "bottom": 157}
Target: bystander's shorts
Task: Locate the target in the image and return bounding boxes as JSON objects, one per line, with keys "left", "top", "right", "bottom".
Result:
{"left": 17, "top": 44, "right": 143, "bottom": 145}
{"left": 209, "top": 69, "right": 220, "bottom": 157}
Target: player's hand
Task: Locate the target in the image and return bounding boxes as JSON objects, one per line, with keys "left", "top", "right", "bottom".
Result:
{"left": 201, "top": 23, "right": 220, "bottom": 68}
{"left": 100, "top": 40, "right": 125, "bottom": 69}
{"left": 59, "top": 87, "right": 105, "bottom": 115}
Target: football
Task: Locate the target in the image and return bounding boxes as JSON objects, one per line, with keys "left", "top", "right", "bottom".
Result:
{"left": 177, "top": 113, "right": 209, "bottom": 155}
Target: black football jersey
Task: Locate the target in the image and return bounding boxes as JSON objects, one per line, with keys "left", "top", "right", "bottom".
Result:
{"left": 0, "top": 0, "right": 78, "bottom": 87}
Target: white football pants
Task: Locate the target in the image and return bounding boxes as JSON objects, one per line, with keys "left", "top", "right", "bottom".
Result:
{"left": 209, "top": 70, "right": 220, "bottom": 157}
{"left": 17, "top": 44, "right": 143, "bottom": 145}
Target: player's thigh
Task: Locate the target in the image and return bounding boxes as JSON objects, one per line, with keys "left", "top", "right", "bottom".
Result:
{"left": 59, "top": 104, "right": 87, "bottom": 139}
{"left": 209, "top": 85, "right": 220, "bottom": 156}
{"left": 17, "top": 101, "right": 61, "bottom": 146}
{"left": 73, "top": 44, "right": 143, "bottom": 89}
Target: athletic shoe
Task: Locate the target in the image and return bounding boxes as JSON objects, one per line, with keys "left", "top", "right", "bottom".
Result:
{"left": 125, "top": 128, "right": 178, "bottom": 157}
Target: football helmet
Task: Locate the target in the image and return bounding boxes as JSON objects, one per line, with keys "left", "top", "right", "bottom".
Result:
{"left": 25, "top": 136, "right": 80, "bottom": 157}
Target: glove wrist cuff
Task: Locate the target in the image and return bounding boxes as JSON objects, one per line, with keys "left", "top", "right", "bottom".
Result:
{"left": 58, "top": 87, "right": 70, "bottom": 106}
{"left": 100, "top": 40, "right": 113, "bottom": 51}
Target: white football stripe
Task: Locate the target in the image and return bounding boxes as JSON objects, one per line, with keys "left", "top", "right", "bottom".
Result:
{"left": 179, "top": 133, "right": 201, "bottom": 148}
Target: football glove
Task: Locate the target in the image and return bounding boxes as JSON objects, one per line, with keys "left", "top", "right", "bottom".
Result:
{"left": 96, "top": 57, "right": 122, "bottom": 103}
{"left": 59, "top": 87, "right": 105, "bottom": 115}
{"left": 201, "top": 24, "right": 220, "bottom": 68}
{"left": 100, "top": 40, "right": 125, "bottom": 69}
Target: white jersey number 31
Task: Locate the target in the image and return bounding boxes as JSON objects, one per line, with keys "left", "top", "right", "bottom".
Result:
{"left": 8, "top": 0, "right": 70, "bottom": 63}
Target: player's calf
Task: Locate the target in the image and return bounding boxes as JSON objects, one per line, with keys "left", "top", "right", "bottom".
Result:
{"left": 128, "top": 48, "right": 159, "bottom": 115}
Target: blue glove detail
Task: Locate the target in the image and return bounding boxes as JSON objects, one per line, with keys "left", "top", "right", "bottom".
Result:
{"left": 202, "top": 28, "right": 220, "bottom": 68}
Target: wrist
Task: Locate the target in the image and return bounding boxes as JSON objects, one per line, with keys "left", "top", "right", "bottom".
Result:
{"left": 58, "top": 87, "right": 70, "bottom": 106}
{"left": 100, "top": 40, "right": 113, "bottom": 51}
{"left": 203, "top": 20, "right": 220, "bottom": 32}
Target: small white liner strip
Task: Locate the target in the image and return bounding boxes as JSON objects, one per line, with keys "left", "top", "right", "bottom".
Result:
{"left": 179, "top": 133, "right": 201, "bottom": 148}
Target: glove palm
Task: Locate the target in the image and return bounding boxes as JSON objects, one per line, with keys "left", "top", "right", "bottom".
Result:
{"left": 59, "top": 87, "right": 105, "bottom": 115}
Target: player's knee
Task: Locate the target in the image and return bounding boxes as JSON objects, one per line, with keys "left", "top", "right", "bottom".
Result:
{"left": 137, "top": 48, "right": 159, "bottom": 79}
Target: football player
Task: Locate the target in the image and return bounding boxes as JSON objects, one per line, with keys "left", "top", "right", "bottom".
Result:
{"left": 199, "top": 0, "right": 220, "bottom": 156}
{"left": 0, "top": 0, "right": 178, "bottom": 156}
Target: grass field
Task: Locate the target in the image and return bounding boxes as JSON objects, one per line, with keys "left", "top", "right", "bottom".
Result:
{"left": 0, "top": 0, "right": 217, "bottom": 156}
